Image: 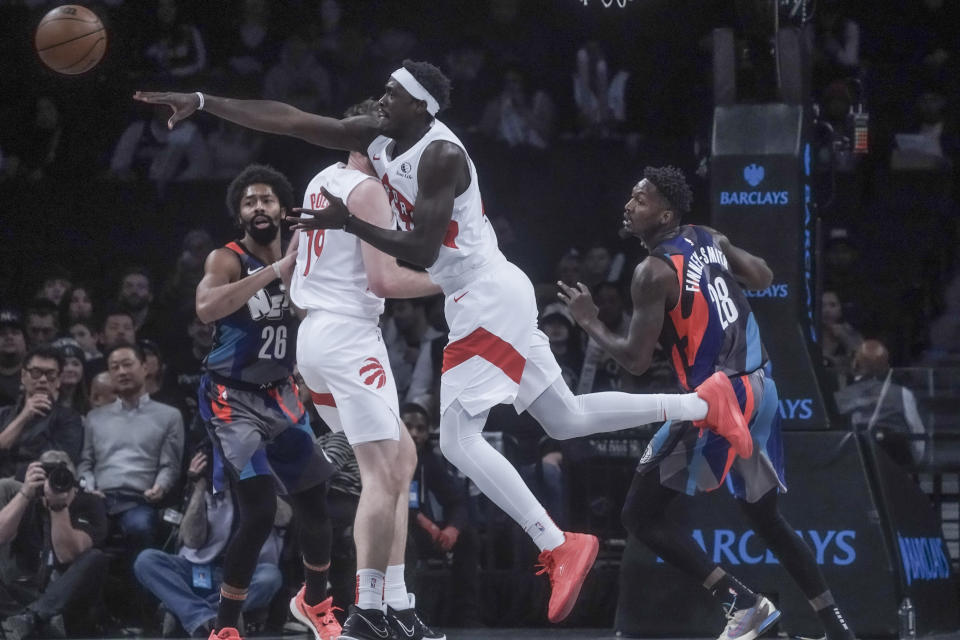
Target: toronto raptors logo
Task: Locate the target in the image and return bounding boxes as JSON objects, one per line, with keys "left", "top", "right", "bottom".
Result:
{"left": 359, "top": 357, "right": 386, "bottom": 389}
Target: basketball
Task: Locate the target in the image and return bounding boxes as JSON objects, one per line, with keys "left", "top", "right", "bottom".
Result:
{"left": 34, "top": 4, "right": 106, "bottom": 75}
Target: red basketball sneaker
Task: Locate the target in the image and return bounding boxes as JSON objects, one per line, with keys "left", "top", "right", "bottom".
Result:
{"left": 289, "top": 587, "right": 342, "bottom": 640}
{"left": 208, "top": 628, "right": 242, "bottom": 640}
{"left": 536, "top": 532, "right": 600, "bottom": 623}
{"left": 694, "top": 371, "right": 753, "bottom": 459}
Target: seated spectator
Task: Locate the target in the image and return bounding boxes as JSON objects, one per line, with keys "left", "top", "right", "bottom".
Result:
{"left": 51, "top": 339, "right": 89, "bottom": 416}
{"left": 59, "top": 283, "right": 95, "bottom": 328}
{"left": 159, "top": 229, "right": 215, "bottom": 319}
{"left": 109, "top": 106, "right": 211, "bottom": 186}
{"left": 140, "top": 339, "right": 190, "bottom": 423}
{"left": 580, "top": 241, "right": 625, "bottom": 288}
{"left": 262, "top": 35, "right": 332, "bottom": 114}
{"left": 34, "top": 266, "right": 72, "bottom": 307}
{"left": 166, "top": 314, "right": 213, "bottom": 430}
{"left": 576, "top": 282, "right": 640, "bottom": 394}
{"left": 118, "top": 266, "right": 166, "bottom": 346}
{"left": 67, "top": 318, "right": 101, "bottom": 362}
{"left": 133, "top": 450, "right": 284, "bottom": 638}
{"left": 206, "top": 121, "right": 266, "bottom": 181}
{"left": 0, "top": 346, "right": 83, "bottom": 480}
{"left": 3, "top": 96, "right": 73, "bottom": 185}
{"left": 88, "top": 372, "right": 116, "bottom": 411}
{"left": 84, "top": 305, "right": 138, "bottom": 380}
{"left": 0, "top": 450, "right": 109, "bottom": 639}
{"left": 821, "top": 289, "right": 863, "bottom": 388}
{"left": 835, "top": 340, "right": 927, "bottom": 467}
{"left": 539, "top": 303, "right": 584, "bottom": 391}
{"left": 78, "top": 344, "right": 184, "bottom": 551}
{"left": 402, "top": 403, "right": 480, "bottom": 628}
{"left": 0, "top": 309, "right": 27, "bottom": 407}
{"left": 382, "top": 299, "right": 444, "bottom": 403}
{"left": 892, "top": 91, "right": 958, "bottom": 172}
{"left": 23, "top": 300, "right": 60, "bottom": 349}
{"left": 478, "top": 67, "right": 554, "bottom": 149}
{"left": 143, "top": 0, "right": 208, "bottom": 80}
{"left": 224, "top": 0, "right": 275, "bottom": 82}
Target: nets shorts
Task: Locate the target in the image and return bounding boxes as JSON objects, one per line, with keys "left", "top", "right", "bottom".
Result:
{"left": 296, "top": 310, "right": 402, "bottom": 445}
{"left": 440, "top": 260, "right": 561, "bottom": 417}
{"left": 637, "top": 369, "right": 787, "bottom": 503}
{"left": 198, "top": 374, "right": 335, "bottom": 494}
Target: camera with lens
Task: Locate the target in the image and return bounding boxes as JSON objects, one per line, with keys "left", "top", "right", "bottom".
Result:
{"left": 42, "top": 462, "right": 76, "bottom": 494}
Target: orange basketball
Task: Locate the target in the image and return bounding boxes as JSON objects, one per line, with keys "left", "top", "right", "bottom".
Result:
{"left": 35, "top": 5, "right": 106, "bottom": 75}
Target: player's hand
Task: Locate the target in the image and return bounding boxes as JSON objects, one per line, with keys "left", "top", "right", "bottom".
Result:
{"left": 20, "top": 393, "right": 53, "bottom": 420}
{"left": 186, "top": 452, "right": 208, "bottom": 481}
{"left": 133, "top": 91, "right": 200, "bottom": 130}
{"left": 435, "top": 525, "right": 459, "bottom": 552}
{"left": 22, "top": 461, "right": 47, "bottom": 500}
{"left": 288, "top": 188, "right": 349, "bottom": 231}
{"left": 556, "top": 281, "right": 598, "bottom": 327}
{"left": 144, "top": 485, "right": 165, "bottom": 503}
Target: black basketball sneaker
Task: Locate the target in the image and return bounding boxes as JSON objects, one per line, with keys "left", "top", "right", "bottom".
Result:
{"left": 339, "top": 605, "right": 398, "bottom": 640}
{"left": 386, "top": 595, "right": 445, "bottom": 640}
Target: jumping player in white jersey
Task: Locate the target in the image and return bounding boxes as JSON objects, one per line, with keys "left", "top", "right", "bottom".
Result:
{"left": 290, "top": 99, "right": 445, "bottom": 640}
{"left": 135, "top": 61, "right": 751, "bottom": 625}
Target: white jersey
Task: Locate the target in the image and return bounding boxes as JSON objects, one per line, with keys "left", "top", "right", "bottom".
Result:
{"left": 368, "top": 119, "right": 504, "bottom": 294}
{"left": 290, "top": 163, "right": 384, "bottom": 319}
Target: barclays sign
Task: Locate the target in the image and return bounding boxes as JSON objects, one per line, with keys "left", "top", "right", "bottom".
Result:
{"left": 719, "top": 163, "right": 790, "bottom": 206}
{"left": 655, "top": 528, "right": 856, "bottom": 566}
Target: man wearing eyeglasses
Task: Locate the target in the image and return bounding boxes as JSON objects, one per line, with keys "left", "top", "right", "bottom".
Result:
{"left": 0, "top": 346, "right": 83, "bottom": 480}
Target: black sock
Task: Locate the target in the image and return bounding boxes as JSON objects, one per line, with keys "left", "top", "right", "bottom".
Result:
{"left": 709, "top": 572, "right": 758, "bottom": 612}
{"left": 215, "top": 588, "right": 247, "bottom": 631}
{"left": 817, "top": 605, "right": 855, "bottom": 640}
{"left": 304, "top": 562, "right": 330, "bottom": 607}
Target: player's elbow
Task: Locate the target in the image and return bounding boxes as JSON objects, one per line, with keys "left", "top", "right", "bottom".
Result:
{"left": 750, "top": 259, "right": 774, "bottom": 289}
{"left": 624, "top": 354, "right": 651, "bottom": 377}
{"left": 366, "top": 273, "right": 390, "bottom": 298}
{"left": 195, "top": 301, "right": 216, "bottom": 325}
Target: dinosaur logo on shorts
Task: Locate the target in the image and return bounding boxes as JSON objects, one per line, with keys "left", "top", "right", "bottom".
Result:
{"left": 360, "top": 357, "right": 387, "bottom": 389}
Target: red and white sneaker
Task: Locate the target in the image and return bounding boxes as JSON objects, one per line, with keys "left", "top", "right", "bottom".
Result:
{"left": 535, "top": 531, "right": 600, "bottom": 623}
{"left": 289, "top": 587, "right": 343, "bottom": 640}
{"left": 208, "top": 628, "right": 242, "bottom": 640}
{"left": 694, "top": 371, "right": 753, "bottom": 459}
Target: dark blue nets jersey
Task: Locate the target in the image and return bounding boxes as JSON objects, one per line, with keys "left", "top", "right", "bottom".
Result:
{"left": 651, "top": 225, "right": 767, "bottom": 391}
{"left": 204, "top": 242, "right": 297, "bottom": 385}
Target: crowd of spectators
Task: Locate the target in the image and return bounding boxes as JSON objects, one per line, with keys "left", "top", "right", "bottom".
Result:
{"left": 1, "top": 0, "right": 958, "bottom": 635}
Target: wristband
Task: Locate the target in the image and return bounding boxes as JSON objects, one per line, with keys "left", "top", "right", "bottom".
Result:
{"left": 195, "top": 92, "right": 205, "bottom": 111}
{"left": 272, "top": 262, "right": 282, "bottom": 279}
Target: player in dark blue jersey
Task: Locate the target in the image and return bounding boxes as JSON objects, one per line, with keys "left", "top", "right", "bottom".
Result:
{"left": 559, "top": 166, "right": 854, "bottom": 640}
{"left": 195, "top": 165, "right": 340, "bottom": 640}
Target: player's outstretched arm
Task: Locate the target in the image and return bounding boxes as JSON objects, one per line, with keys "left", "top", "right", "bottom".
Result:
{"left": 347, "top": 180, "right": 442, "bottom": 299}
{"left": 701, "top": 226, "right": 773, "bottom": 290}
{"left": 133, "top": 91, "right": 378, "bottom": 152}
{"left": 195, "top": 248, "right": 295, "bottom": 323}
{"left": 559, "top": 258, "right": 676, "bottom": 376}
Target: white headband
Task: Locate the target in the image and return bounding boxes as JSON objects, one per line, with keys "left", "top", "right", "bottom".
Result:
{"left": 390, "top": 67, "right": 440, "bottom": 116}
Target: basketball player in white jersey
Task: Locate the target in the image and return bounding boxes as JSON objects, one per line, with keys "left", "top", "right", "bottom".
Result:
{"left": 135, "top": 62, "right": 751, "bottom": 625}
{"left": 290, "top": 99, "right": 444, "bottom": 640}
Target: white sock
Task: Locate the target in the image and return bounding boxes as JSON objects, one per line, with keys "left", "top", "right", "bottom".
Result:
{"left": 383, "top": 564, "right": 410, "bottom": 610}
{"left": 523, "top": 509, "right": 566, "bottom": 552}
{"left": 355, "top": 568, "right": 385, "bottom": 610}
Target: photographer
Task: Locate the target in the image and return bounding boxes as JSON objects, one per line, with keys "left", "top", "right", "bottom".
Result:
{"left": 0, "top": 450, "right": 108, "bottom": 640}
{"left": 0, "top": 345, "right": 83, "bottom": 479}
{"left": 133, "top": 449, "right": 284, "bottom": 637}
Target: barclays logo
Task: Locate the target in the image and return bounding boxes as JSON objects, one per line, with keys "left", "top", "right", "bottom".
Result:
{"left": 744, "top": 163, "right": 765, "bottom": 187}
{"left": 744, "top": 283, "right": 789, "bottom": 299}
{"left": 779, "top": 397, "right": 814, "bottom": 420}
{"left": 655, "top": 528, "right": 856, "bottom": 566}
